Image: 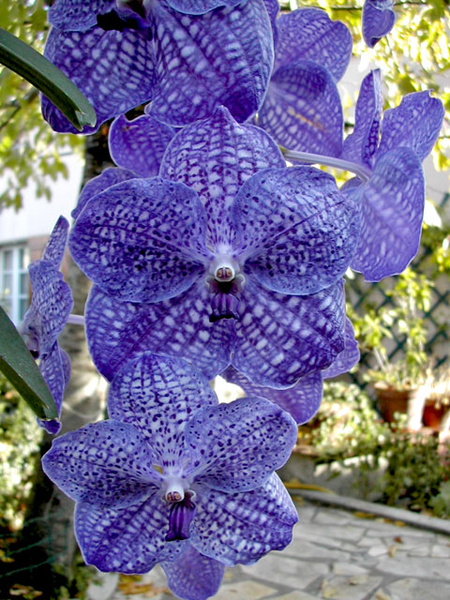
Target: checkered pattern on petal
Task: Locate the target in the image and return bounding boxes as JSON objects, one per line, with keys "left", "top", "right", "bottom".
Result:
{"left": 349, "top": 147, "right": 425, "bottom": 281}
{"left": 160, "top": 106, "right": 285, "bottom": 248}
{"left": 85, "top": 283, "right": 233, "bottom": 382}
{"left": 275, "top": 8, "right": 352, "bottom": 81}
{"left": 150, "top": 0, "right": 273, "bottom": 126}
{"left": 191, "top": 473, "right": 298, "bottom": 566}
{"left": 185, "top": 397, "right": 297, "bottom": 490}
{"left": 75, "top": 497, "right": 185, "bottom": 574}
{"left": 108, "top": 353, "right": 217, "bottom": 469}
{"left": 258, "top": 61, "right": 343, "bottom": 156}
{"left": 42, "top": 26, "right": 156, "bottom": 133}
{"left": 232, "top": 279, "right": 346, "bottom": 387}
{"left": 233, "top": 167, "right": 359, "bottom": 295}
{"left": 70, "top": 178, "right": 210, "bottom": 302}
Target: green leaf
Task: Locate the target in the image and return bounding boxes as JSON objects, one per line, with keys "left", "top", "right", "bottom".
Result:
{"left": 0, "top": 27, "right": 96, "bottom": 131}
{"left": 0, "top": 305, "right": 59, "bottom": 421}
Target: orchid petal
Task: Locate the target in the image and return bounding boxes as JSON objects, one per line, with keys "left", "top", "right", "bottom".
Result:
{"left": 362, "top": 0, "right": 395, "bottom": 48}
{"left": 162, "top": 546, "right": 225, "bottom": 600}
{"left": 233, "top": 167, "right": 359, "bottom": 295}
{"left": 85, "top": 283, "right": 233, "bottom": 382}
{"left": 275, "top": 8, "right": 352, "bottom": 81}
{"left": 376, "top": 91, "right": 445, "bottom": 162}
{"left": 166, "top": 0, "right": 243, "bottom": 14}
{"left": 160, "top": 106, "right": 284, "bottom": 248}
{"left": 37, "top": 345, "right": 70, "bottom": 434}
{"left": 186, "top": 397, "right": 297, "bottom": 490}
{"left": 42, "top": 26, "right": 156, "bottom": 133}
{"left": 109, "top": 114, "right": 175, "bottom": 178}
{"left": 42, "top": 420, "right": 161, "bottom": 508}
{"left": 321, "top": 317, "right": 360, "bottom": 379}
{"left": 149, "top": 0, "right": 273, "bottom": 126}
{"left": 75, "top": 497, "right": 184, "bottom": 574}
{"left": 192, "top": 473, "right": 298, "bottom": 565}
{"left": 349, "top": 147, "right": 425, "bottom": 281}
{"left": 48, "top": 0, "right": 115, "bottom": 31}
{"left": 72, "top": 167, "right": 138, "bottom": 219}
{"left": 108, "top": 352, "right": 217, "bottom": 469}
{"left": 22, "top": 261, "right": 73, "bottom": 357}
{"left": 221, "top": 366, "right": 323, "bottom": 425}
{"left": 263, "top": 0, "right": 280, "bottom": 45}
{"left": 42, "top": 216, "right": 70, "bottom": 265}
{"left": 259, "top": 61, "right": 343, "bottom": 156}
{"left": 341, "top": 69, "right": 382, "bottom": 168}
{"left": 70, "top": 178, "right": 210, "bottom": 302}
{"left": 232, "top": 280, "right": 346, "bottom": 387}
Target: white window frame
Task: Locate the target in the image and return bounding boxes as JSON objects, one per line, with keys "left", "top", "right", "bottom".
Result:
{"left": 0, "top": 244, "right": 30, "bottom": 325}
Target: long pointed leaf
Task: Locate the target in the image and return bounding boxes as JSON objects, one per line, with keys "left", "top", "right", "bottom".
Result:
{"left": 0, "top": 305, "right": 58, "bottom": 420}
{"left": 0, "top": 27, "right": 96, "bottom": 131}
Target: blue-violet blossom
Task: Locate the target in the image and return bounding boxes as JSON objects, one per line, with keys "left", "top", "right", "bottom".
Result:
{"left": 42, "top": 0, "right": 274, "bottom": 132}
{"left": 258, "top": 7, "right": 352, "bottom": 157}
{"left": 69, "top": 108, "right": 360, "bottom": 388}
{"left": 340, "top": 70, "right": 445, "bottom": 281}
{"left": 42, "top": 352, "right": 298, "bottom": 599}
{"left": 362, "top": 0, "right": 395, "bottom": 48}
{"left": 20, "top": 216, "right": 73, "bottom": 434}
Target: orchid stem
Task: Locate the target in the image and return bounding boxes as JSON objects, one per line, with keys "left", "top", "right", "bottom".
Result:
{"left": 282, "top": 148, "right": 372, "bottom": 182}
{"left": 67, "top": 314, "right": 85, "bottom": 326}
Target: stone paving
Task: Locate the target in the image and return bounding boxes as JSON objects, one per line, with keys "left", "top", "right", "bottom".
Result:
{"left": 90, "top": 496, "right": 450, "bottom": 600}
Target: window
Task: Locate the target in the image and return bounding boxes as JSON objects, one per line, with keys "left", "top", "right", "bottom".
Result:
{"left": 0, "top": 245, "right": 30, "bottom": 325}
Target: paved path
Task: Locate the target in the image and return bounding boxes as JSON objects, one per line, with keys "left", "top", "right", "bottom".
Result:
{"left": 89, "top": 494, "right": 450, "bottom": 600}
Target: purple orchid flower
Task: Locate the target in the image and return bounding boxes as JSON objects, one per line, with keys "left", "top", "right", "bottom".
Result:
{"left": 20, "top": 216, "right": 73, "bottom": 434}
{"left": 362, "top": 0, "right": 395, "bottom": 48}
{"left": 69, "top": 107, "right": 360, "bottom": 388}
{"left": 42, "top": 0, "right": 274, "bottom": 133}
{"left": 258, "top": 7, "right": 352, "bottom": 157}
{"left": 42, "top": 353, "right": 298, "bottom": 599}
{"left": 221, "top": 316, "right": 360, "bottom": 425}
{"left": 340, "top": 70, "right": 445, "bottom": 281}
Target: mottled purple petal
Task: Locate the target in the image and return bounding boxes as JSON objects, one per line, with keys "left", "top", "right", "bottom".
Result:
{"left": 321, "top": 317, "right": 360, "bottom": 379}
{"left": 22, "top": 261, "right": 73, "bottom": 356}
{"left": 259, "top": 61, "right": 343, "bottom": 156}
{"left": 72, "top": 167, "right": 138, "bottom": 219}
{"left": 42, "top": 216, "right": 69, "bottom": 265}
{"left": 85, "top": 283, "right": 233, "bottom": 381}
{"left": 341, "top": 69, "right": 382, "bottom": 168}
{"left": 160, "top": 107, "right": 285, "bottom": 248}
{"left": 48, "top": 0, "right": 115, "bottom": 31}
{"left": 37, "top": 345, "right": 71, "bottom": 434}
{"left": 376, "top": 91, "right": 445, "bottom": 162}
{"left": 42, "top": 420, "right": 161, "bottom": 508}
{"left": 150, "top": 0, "right": 273, "bottom": 125}
{"left": 162, "top": 546, "right": 225, "bottom": 600}
{"left": 75, "top": 498, "right": 184, "bottom": 574}
{"left": 233, "top": 167, "right": 359, "bottom": 295}
{"left": 108, "top": 352, "right": 217, "bottom": 468}
{"left": 191, "top": 473, "right": 297, "bottom": 565}
{"left": 70, "top": 178, "right": 210, "bottom": 302}
{"left": 349, "top": 147, "right": 425, "bottom": 281}
{"left": 232, "top": 280, "right": 346, "bottom": 387}
{"left": 362, "top": 0, "right": 395, "bottom": 48}
{"left": 166, "top": 0, "right": 243, "bottom": 14}
{"left": 275, "top": 8, "right": 352, "bottom": 81}
{"left": 42, "top": 26, "right": 156, "bottom": 133}
{"left": 186, "top": 397, "right": 297, "bottom": 490}
{"left": 109, "top": 114, "right": 175, "bottom": 178}
{"left": 221, "top": 366, "right": 323, "bottom": 425}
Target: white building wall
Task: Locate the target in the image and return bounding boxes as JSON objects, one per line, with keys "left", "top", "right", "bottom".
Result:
{"left": 0, "top": 153, "right": 84, "bottom": 245}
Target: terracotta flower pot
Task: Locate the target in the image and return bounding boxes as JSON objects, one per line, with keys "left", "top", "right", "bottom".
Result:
{"left": 375, "top": 384, "right": 426, "bottom": 430}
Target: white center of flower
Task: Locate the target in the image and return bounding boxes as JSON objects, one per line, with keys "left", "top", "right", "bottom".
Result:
{"left": 164, "top": 474, "right": 187, "bottom": 503}
{"left": 209, "top": 254, "right": 240, "bottom": 283}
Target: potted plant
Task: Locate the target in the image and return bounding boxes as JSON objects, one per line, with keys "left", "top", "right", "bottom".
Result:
{"left": 421, "top": 363, "right": 450, "bottom": 431}
{"left": 351, "top": 269, "right": 433, "bottom": 430}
